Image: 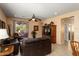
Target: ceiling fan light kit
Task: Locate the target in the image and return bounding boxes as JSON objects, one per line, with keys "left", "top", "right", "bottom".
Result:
{"left": 29, "top": 14, "right": 41, "bottom": 22}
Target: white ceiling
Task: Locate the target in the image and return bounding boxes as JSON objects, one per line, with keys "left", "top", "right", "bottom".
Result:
{"left": 0, "top": 3, "right": 79, "bottom": 19}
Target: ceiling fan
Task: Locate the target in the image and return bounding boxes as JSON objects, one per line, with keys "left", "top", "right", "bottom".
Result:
{"left": 29, "top": 14, "right": 41, "bottom": 22}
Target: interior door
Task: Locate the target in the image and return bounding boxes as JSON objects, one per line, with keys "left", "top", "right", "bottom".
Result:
{"left": 51, "top": 25, "right": 56, "bottom": 43}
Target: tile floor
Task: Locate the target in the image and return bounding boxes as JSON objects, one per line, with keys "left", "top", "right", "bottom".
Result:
{"left": 47, "top": 44, "right": 72, "bottom": 56}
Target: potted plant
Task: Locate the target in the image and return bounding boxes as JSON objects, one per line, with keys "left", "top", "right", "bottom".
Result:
{"left": 31, "top": 30, "right": 37, "bottom": 38}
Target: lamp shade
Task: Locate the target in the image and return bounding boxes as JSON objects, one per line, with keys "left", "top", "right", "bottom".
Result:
{"left": 0, "top": 29, "right": 9, "bottom": 39}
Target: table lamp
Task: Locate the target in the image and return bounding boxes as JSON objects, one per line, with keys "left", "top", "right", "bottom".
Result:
{"left": 0, "top": 29, "right": 9, "bottom": 52}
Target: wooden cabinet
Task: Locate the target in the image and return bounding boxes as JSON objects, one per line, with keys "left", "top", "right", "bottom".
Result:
{"left": 42, "top": 24, "right": 51, "bottom": 37}
{"left": 42, "top": 22, "right": 56, "bottom": 44}
{"left": 50, "top": 24, "right": 56, "bottom": 43}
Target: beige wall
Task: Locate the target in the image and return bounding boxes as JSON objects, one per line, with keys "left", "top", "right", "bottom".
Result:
{"left": 28, "top": 20, "right": 43, "bottom": 38}
{"left": 6, "top": 17, "right": 14, "bottom": 36}
{"left": 0, "top": 8, "right": 6, "bottom": 23}
{"left": 43, "top": 10, "right": 79, "bottom": 44}
{"left": 0, "top": 8, "right": 7, "bottom": 29}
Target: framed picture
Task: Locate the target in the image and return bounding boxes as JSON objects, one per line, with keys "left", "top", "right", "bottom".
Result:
{"left": 34, "top": 26, "right": 39, "bottom": 31}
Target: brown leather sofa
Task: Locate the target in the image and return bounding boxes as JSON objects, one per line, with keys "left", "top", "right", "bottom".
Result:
{"left": 20, "top": 37, "right": 51, "bottom": 56}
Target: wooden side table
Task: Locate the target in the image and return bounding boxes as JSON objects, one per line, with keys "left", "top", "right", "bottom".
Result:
{"left": 0, "top": 45, "right": 14, "bottom": 56}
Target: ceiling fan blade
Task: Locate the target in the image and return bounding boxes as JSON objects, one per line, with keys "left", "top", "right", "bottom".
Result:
{"left": 35, "top": 20, "right": 38, "bottom": 22}
{"left": 38, "top": 19, "right": 41, "bottom": 21}
{"left": 29, "top": 19, "right": 32, "bottom": 21}
{"left": 36, "top": 18, "right": 41, "bottom": 21}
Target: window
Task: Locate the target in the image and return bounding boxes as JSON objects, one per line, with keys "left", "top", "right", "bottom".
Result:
{"left": 15, "top": 21, "right": 29, "bottom": 37}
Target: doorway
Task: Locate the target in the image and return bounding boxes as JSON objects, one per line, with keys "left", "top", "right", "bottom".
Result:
{"left": 61, "top": 16, "right": 74, "bottom": 45}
